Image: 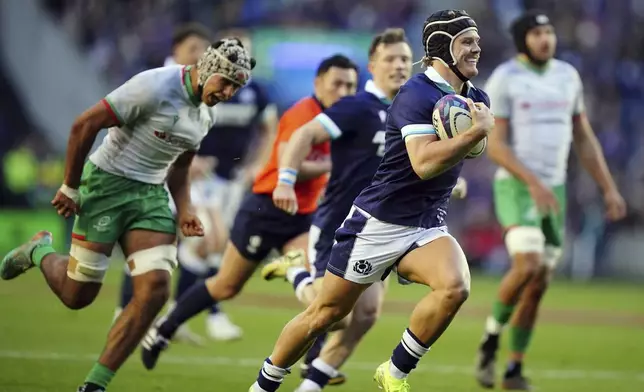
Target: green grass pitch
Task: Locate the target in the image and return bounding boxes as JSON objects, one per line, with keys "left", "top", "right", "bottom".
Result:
{"left": 1, "top": 266, "right": 642, "bottom": 391}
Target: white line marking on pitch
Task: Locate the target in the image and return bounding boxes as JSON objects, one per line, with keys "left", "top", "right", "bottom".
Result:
{"left": 0, "top": 350, "right": 642, "bottom": 382}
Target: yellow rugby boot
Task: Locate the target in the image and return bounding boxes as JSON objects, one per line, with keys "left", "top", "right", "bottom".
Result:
{"left": 374, "top": 361, "right": 411, "bottom": 391}
{"left": 260, "top": 249, "right": 306, "bottom": 281}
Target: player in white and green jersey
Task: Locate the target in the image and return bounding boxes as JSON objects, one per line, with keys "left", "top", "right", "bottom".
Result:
{"left": 474, "top": 11, "right": 627, "bottom": 390}
{"left": 0, "top": 37, "right": 255, "bottom": 392}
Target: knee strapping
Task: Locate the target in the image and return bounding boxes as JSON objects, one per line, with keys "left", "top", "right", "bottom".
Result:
{"left": 127, "top": 245, "right": 178, "bottom": 276}
{"left": 543, "top": 245, "right": 562, "bottom": 269}
{"left": 505, "top": 227, "right": 545, "bottom": 256}
{"left": 67, "top": 245, "right": 109, "bottom": 283}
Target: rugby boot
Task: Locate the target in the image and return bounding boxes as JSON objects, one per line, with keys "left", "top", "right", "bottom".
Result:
{"left": 373, "top": 361, "right": 411, "bottom": 391}
{"left": 0, "top": 231, "right": 52, "bottom": 280}
{"left": 261, "top": 249, "right": 306, "bottom": 280}
{"left": 475, "top": 332, "right": 499, "bottom": 389}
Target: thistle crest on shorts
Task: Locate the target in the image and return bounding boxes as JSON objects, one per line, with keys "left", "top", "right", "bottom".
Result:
{"left": 353, "top": 260, "right": 373, "bottom": 275}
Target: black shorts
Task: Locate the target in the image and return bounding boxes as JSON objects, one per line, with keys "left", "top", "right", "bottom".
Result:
{"left": 229, "top": 193, "right": 313, "bottom": 262}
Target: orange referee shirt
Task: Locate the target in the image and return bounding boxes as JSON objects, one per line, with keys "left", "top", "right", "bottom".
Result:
{"left": 252, "top": 96, "right": 330, "bottom": 214}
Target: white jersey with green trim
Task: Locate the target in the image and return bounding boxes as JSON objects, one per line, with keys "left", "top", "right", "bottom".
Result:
{"left": 486, "top": 57, "right": 585, "bottom": 186}
{"left": 90, "top": 65, "right": 217, "bottom": 184}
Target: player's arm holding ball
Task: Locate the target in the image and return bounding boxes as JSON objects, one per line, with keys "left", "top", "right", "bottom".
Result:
{"left": 404, "top": 96, "right": 493, "bottom": 180}
{"left": 273, "top": 117, "right": 334, "bottom": 215}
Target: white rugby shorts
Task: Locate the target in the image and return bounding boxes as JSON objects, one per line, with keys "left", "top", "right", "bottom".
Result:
{"left": 327, "top": 206, "right": 452, "bottom": 285}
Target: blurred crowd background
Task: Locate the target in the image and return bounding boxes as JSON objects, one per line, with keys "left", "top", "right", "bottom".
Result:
{"left": 1, "top": 0, "right": 643, "bottom": 279}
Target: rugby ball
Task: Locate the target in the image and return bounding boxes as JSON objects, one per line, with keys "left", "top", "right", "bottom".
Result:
{"left": 432, "top": 94, "right": 486, "bottom": 159}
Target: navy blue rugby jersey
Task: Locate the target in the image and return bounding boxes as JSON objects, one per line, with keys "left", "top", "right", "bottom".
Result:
{"left": 353, "top": 67, "right": 490, "bottom": 229}
{"left": 312, "top": 80, "right": 391, "bottom": 234}
{"left": 198, "top": 80, "right": 272, "bottom": 180}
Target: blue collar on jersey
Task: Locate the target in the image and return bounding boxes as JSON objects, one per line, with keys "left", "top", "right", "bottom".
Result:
{"left": 424, "top": 67, "right": 474, "bottom": 95}
{"left": 364, "top": 80, "right": 392, "bottom": 105}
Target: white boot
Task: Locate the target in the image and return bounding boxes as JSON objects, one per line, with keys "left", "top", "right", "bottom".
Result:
{"left": 206, "top": 312, "right": 243, "bottom": 341}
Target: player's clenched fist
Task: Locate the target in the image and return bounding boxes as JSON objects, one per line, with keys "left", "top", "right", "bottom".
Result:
{"left": 528, "top": 180, "right": 559, "bottom": 215}
{"left": 51, "top": 185, "right": 80, "bottom": 218}
{"left": 178, "top": 210, "right": 205, "bottom": 237}
{"left": 467, "top": 98, "right": 495, "bottom": 134}
{"left": 273, "top": 183, "right": 298, "bottom": 215}
{"left": 603, "top": 188, "right": 627, "bottom": 222}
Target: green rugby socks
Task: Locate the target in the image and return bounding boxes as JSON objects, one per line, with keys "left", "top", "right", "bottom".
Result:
{"left": 31, "top": 245, "right": 56, "bottom": 268}
{"left": 84, "top": 362, "right": 115, "bottom": 389}
{"left": 509, "top": 325, "right": 533, "bottom": 354}
{"left": 486, "top": 300, "right": 515, "bottom": 334}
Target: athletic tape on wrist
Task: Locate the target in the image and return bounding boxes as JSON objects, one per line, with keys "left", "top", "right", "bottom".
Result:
{"left": 278, "top": 168, "right": 297, "bottom": 186}
{"left": 60, "top": 184, "right": 80, "bottom": 204}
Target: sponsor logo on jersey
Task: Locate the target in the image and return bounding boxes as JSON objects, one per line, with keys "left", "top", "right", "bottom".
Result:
{"left": 153, "top": 130, "right": 194, "bottom": 149}
{"left": 519, "top": 100, "right": 569, "bottom": 111}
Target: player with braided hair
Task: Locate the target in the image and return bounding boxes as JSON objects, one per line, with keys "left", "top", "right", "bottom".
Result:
{"left": 0, "top": 37, "right": 254, "bottom": 392}
{"left": 248, "top": 9, "right": 493, "bottom": 392}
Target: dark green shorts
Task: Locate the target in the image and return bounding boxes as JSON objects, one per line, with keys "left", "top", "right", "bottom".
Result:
{"left": 72, "top": 162, "right": 176, "bottom": 244}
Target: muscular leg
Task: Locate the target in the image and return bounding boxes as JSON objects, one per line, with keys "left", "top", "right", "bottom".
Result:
{"left": 476, "top": 227, "right": 545, "bottom": 389}
{"left": 298, "top": 281, "right": 385, "bottom": 391}
{"left": 86, "top": 231, "right": 174, "bottom": 386}
{"left": 33, "top": 234, "right": 111, "bottom": 310}
{"left": 205, "top": 241, "right": 260, "bottom": 300}
{"left": 250, "top": 273, "right": 369, "bottom": 391}
{"left": 279, "top": 232, "right": 353, "bottom": 385}
{"left": 501, "top": 247, "right": 557, "bottom": 391}
{"left": 373, "top": 235, "right": 470, "bottom": 387}
{"left": 491, "top": 252, "right": 542, "bottom": 331}
{"left": 141, "top": 240, "right": 259, "bottom": 369}
{"left": 319, "top": 281, "right": 385, "bottom": 368}
{"left": 488, "top": 227, "right": 545, "bottom": 332}
{"left": 397, "top": 236, "right": 470, "bottom": 342}
{"left": 507, "top": 266, "right": 550, "bottom": 360}
{"left": 100, "top": 270, "right": 171, "bottom": 366}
